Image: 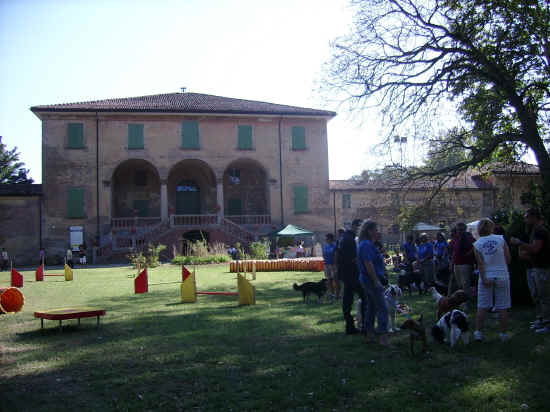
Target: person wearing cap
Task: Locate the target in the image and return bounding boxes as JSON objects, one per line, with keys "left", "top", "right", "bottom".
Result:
{"left": 511, "top": 208, "right": 550, "bottom": 333}
{"left": 336, "top": 219, "right": 366, "bottom": 334}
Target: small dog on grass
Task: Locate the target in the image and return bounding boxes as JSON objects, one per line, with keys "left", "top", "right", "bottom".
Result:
{"left": 400, "top": 315, "right": 428, "bottom": 356}
{"left": 293, "top": 278, "right": 327, "bottom": 303}
{"left": 431, "top": 309, "right": 470, "bottom": 347}
{"left": 428, "top": 287, "right": 468, "bottom": 319}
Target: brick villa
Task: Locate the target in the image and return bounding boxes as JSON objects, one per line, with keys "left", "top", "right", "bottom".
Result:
{"left": 0, "top": 92, "right": 541, "bottom": 264}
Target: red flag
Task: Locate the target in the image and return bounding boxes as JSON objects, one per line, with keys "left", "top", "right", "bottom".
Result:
{"left": 11, "top": 268, "right": 23, "bottom": 288}
{"left": 182, "top": 265, "right": 191, "bottom": 282}
{"left": 36, "top": 264, "right": 44, "bottom": 282}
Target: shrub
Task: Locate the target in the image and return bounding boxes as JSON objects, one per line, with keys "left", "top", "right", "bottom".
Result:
{"left": 127, "top": 243, "right": 167, "bottom": 268}
{"left": 249, "top": 240, "right": 270, "bottom": 259}
{"left": 172, "top": 239, "right": 231, "bottom": 265}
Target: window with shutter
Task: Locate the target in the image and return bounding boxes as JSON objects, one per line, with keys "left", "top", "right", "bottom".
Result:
{"left": 291, "top": 126, "right": 306, "bottom": 150}
{"left": 293, "top": 186, "right": 308, "bottom": 214}
{"left": 67, "top": 188, "right": 84, "bottom": 218}
{"left": 181, "top": 121, "right": 200, "bottom": 149}
{"left": 128, "top": 124, "right": 144, "bottom": 149}
{"left": 67, "top": 123, "right": 84, "bottom": 148}
{"left": 238, "top": 125, "right": 253, "bottom": 150}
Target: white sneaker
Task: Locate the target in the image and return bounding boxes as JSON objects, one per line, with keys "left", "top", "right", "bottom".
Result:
{"left": 474, "top": 330, "right": 483, "bottom": 342}
{"left": 535, "top": 326, "right": 549, "bottom": 334}
{"left": 499, "top": 332, "right": 510, "bottom": 342}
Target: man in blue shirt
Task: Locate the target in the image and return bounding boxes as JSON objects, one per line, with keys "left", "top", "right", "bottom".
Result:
{"left": 401, "top": 235, "right": 417, "bottom": 272}
{"left": 323, "top": 233, "right": 340, "bottom": 299}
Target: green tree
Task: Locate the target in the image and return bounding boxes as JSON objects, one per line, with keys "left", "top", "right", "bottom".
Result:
{"left": 0, "top": 138, "right": 33, "bottom": 184}
{"left": 325, "top": 0, "right": 550, "bottom": 203}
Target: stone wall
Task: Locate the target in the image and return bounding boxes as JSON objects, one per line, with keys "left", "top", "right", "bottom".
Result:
{"left": 0, "top": 196, "right": 41, "bottom": 266}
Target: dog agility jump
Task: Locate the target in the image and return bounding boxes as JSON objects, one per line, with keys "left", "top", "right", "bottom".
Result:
{"left": 134, "top": 264, "right": 255, "bottom": 305}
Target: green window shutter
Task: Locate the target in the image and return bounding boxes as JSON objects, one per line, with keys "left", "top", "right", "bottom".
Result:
{"left": 182, "top": 121, "right": 199, "bottom": 149}
{"left": 67, "top": 188, "right": 84, "bottom": 218}
{"left": 292, "top": 126, "right": 306, "bottom": 150}
{"left": 128, "top": 124, "right": 144, "bottom": 149}
{"left": 67, "top": 123, "right": 84, "bottom": 148}
{"left": 238, "top": 125, "right": 253, "bottom": 150}
{"left": 343, "top": 194, "right": 351, "bottom": 209}
{"left": 294, "top": 186, "right": 308, "bottom": 214}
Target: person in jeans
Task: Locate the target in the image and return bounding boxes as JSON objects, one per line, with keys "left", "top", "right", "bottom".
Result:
{"left": 357, "top": 220, "right": 391, "bottom": 347}
{"left": 451, "top": 222, "right": 475, "bottom": 310}
{"left": 473, "top": 219, "right": 512, "bottom": 342}
{"left": 337, "top": 219, "right": 365, "bottom": 335}
{"left": 512, "top": 208, "right": 550, "bottom": 333}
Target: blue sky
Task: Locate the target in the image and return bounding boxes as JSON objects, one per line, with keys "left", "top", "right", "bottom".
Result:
{"left": 0, "top": 0, "right": 386, "bottom": 183}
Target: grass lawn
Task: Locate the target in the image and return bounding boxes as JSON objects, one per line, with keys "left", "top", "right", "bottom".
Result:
{"left": 1, "top": 264, "right": 549, "bottom": 412}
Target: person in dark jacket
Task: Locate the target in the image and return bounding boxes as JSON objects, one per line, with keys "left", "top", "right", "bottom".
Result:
{"left": 337, "top": 219, "right": 366, "bottom": 334}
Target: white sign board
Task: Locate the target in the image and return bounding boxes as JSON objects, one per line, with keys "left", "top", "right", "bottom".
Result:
{"left": 70, "top": 226, "right": 84, "bottom": 251}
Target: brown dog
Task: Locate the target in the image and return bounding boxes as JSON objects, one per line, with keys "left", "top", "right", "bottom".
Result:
{"left": 400, "top": 315, "right": 428, "bottom": 355}
{"left": 429, "top": 287, "right": 468, "bottom": 319}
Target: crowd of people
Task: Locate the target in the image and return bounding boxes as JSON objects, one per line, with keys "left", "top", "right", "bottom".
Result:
{"left": 320, "top": 208, "right": 550, "bottom": 346}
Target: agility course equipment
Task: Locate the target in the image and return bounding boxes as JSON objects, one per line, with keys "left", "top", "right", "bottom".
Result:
{"left": 35, "top": 263, "right": 73, "bottom": 282}
{"left": 11, "top": 268, "right": 23, "bottom": 287}
{"left": 0, "top": 287, "right": 25, "bottom": 314}
{"left": 229, "top": 258, "right": 324, "bottom": 273}
{"left": 134, "top": 265, "right": 255, "bottom": 305}
{"left": 34, "top": 307, "right": 106, "bottom": 331}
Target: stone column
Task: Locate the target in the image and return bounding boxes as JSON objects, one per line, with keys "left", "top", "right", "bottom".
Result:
{"left": 216, "top": 179, "right": 224, "bottom": 223}
{"left": 161, "top": 180, "right": 168, "bottom": 223}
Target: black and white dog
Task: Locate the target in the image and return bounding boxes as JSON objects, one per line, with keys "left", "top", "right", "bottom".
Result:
{"left": 356, "top": 284, "right": 403, "bottom": 333}
{"left": 431, "top": 309, "right": 471, "bottom": 347}
{"left": 385, "top": 284, "right": 403, "bottom": 332}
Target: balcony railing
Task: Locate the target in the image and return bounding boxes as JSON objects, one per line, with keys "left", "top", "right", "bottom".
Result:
{"left": 225, "top": 215, "right": 271, "bottom": 225}
{"left": 112, "top": 217, "right": 161, "bottom": 228}
{"left": 170, "top": 214, "right": 219, "bottom": 227}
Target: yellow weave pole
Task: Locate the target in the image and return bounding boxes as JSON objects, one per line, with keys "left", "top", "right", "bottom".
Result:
{"left": 181, "top": 269, "right": 197, "bottom": 303}
{"left": 252, "top": 260, "right": 256, "bottom": 280}
{"left": 238, "top": 274, "right": 256, "bottom": 305}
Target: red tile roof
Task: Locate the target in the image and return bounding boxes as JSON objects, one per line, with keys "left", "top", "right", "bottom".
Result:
{"left": 30, "top": 92, "right": 336, "bottom": 117}
{"left": 329, "top": 164, "right": 539, "bottom": 192}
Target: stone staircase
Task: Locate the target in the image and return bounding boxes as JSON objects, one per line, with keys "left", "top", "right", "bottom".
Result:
{"left": 95, "top": 216, "right": 262, "bottom": 262}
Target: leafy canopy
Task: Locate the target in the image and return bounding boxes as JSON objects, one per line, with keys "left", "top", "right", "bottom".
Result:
{"left": 325, "top": 0, "right": 550, "bottom": 184}
{"left": 0, "top": 139, "right": 33, "bottom": 184}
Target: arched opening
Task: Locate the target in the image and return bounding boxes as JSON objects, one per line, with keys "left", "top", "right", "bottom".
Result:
{"left": 223, "top": 158, "right": 269, "bottom": 225}
{"left": 168, "top": 160, "right": 216, "bottom": 215}
{"left": 112, "top": 159, "right": 161, "bottom": 218}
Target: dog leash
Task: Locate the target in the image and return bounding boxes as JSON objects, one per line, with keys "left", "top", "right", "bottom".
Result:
{"left": 385, "top": 294, "right": 411, "bottom": 320}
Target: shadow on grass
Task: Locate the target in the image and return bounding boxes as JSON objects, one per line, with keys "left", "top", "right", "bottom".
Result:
{"left": 2, "top": 272, "right": 549, "bottom": 412}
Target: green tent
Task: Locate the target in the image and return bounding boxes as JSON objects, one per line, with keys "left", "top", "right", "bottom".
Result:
{"left": 274, "top": 224, "right": 313, "bottom": 237}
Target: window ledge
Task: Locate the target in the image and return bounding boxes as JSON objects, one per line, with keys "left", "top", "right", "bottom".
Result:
{"left": 127, "top": 147, "right": 145, "bottom": 150}
{"left": 294, "top": 211, "right": 310, "bottom": 215}
{"left": 65, "top": 146, "right": 86, "bottom": 150}
{"left": 291, "top": 148, "right": 308, "bottom": 151}
{"left": 180, "top": 146, "right": 201, "bottom": 150}
{"left": 236, "top": 147, "right": 255, "bottom": 151}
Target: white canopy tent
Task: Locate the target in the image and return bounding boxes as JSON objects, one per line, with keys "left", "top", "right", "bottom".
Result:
{"left": 466, "top": 220, "right": 480, "bottom": 240}
{"left": 412, "top": 222, "right": 442, "bottom": 232}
